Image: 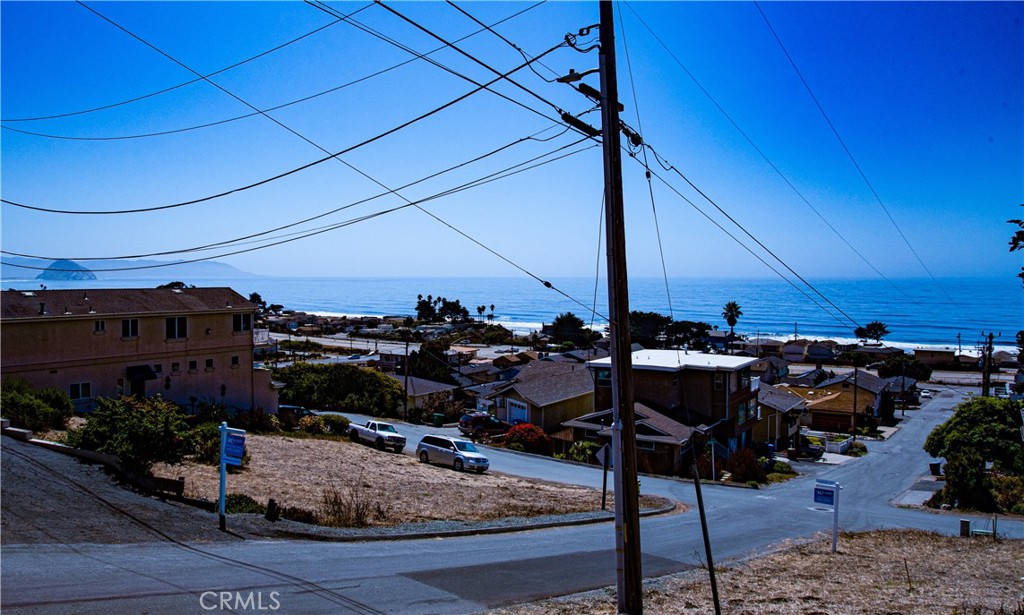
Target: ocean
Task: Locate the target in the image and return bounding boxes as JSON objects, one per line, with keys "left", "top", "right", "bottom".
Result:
{"left": 7, "top": 274, "right": 1021, "bottom": 352}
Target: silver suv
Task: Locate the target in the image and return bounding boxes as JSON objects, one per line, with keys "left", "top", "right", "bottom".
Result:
{"left": 416, "top": 435, "right": 489, "bottom": 473}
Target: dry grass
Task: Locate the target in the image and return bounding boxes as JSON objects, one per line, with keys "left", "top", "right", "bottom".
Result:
{"left": 488, "top": 530, "right": 1024, "bottom": 615}
{"left": 154, "top": 433, "right": 660, "bottom": 525}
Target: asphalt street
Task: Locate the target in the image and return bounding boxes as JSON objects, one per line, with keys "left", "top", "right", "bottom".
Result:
{"left": 3, "top": 387, "right": 1021, "bottom": 615}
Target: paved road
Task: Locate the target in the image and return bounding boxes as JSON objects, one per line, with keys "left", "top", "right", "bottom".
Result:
{"left": 3, "top": 388, "right": 1021, "bottom": 615}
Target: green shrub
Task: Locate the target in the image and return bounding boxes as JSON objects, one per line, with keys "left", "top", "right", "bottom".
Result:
{"left": 771, "top": 460, "right": 796, "bottom": 475}
{"left": 279, "top": 505, "right": 317, "bottom": 524}
{"left": 189, "top": 422, "right": 223, "bottom": 465}
{"left": 231, "top": 408, "right": 280, "bottom": 433}
{"left": 298, "top": 415, "right": 325, "bottom": 435}
{"left": 721, "top": 448, "right": 767, "bottom": 484}
{"left": 64, "top": 396, "right": 191, "bottom": 476}
{"left": 568, "top": 440, "right": 599, "bottom": 463}
{"left": 992, "top": 473, "right": 1024, "bottom": 515}
{"left": 746, "top": 480, "right": 760, "bottom": 489}
{"left": 504, "top": 423, "right": 551, "bottom": 456}
{"left": 847, "top": 441, "right": 868, "bottom": 457}
{"left": 507, "top": 442, "right": 525, "bottom": 452}
{"left": 0, "top": 379, "right": 73, "bottom": 432}
{"left": 320, "top": 414, "right": 351, "bottom": 435}
{"left": 225, "top": 493, "right": 265, "bottom": 514}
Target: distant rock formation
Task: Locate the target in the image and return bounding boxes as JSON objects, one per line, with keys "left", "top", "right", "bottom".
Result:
{"left": 36, "top": 259, "right": 97, "bottom": 281}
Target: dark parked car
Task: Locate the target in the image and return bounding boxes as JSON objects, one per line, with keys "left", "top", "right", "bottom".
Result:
{"left": 458, "top": 412, "right": 512, "bottom": 440}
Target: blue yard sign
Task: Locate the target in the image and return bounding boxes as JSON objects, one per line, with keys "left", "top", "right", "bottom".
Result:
{"left": 224, "top": 433, "right": 245, "bottom": 465}
{"left": 218, "top": 422, "right": 247, "bottom": 531}
{"left": 813, "top": 480, "right": 841, "bottom": 553}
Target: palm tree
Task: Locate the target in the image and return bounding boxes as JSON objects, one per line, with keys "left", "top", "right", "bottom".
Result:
{"left": 487, "top": 304, "right": 495, "bottom": 323}
{"left": 476, "top": 305, "right": 486, "bottom": 322}
{"left": 721, "top": 301, "right": 742, "bottom": 353}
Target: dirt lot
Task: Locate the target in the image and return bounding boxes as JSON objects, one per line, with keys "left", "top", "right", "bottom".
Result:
{"left": 154, "top": 433, "right": 656, "bottom": 525}
{"left": 489, "top": 530, "right": 1024, "bottom": 615}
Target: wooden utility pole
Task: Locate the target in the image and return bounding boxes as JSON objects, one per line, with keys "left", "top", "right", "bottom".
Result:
{"left": 598, "top": 2, "right": 644, "bottom": 613}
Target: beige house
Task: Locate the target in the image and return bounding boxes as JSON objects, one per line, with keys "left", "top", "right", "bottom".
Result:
{"left": 486, "top": 361, "right": 594, "bottom": 433}
{"left": 0, "top": 287, "right": 277, "bottom": 413}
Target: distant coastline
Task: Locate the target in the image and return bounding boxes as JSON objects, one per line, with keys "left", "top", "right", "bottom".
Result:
{"left": 14, "top": 274, "right": 1014, "bottom": 353}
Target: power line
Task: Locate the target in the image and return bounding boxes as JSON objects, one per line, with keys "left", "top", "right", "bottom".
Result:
{"left": 3, "top": 140, "right": 596, "bottom": 274}
{"left": 2, "top": 34, "right": 569, "bottom": 215}
{"left": 2, "top": 1, "right": 549, "bottom": 142}
{"left": 616, "top": 2, "right": 675, "bottom": 323}
{"left": 643, "top": 142, "right": 862, "bottom": 330}
{"left": 753, "top": 1, "right": 952, "bottom": 302}
{"left": 620, "top": 1, "right": 909, "bottom": 299}
{"left": 0, "top": 4, "right": 360, "bottom": 123}
{"left": 372, "top": 1, "right": 567, "bottom": 117}
{"left": 3, "top": 130, "right": 581, "bottom": 261}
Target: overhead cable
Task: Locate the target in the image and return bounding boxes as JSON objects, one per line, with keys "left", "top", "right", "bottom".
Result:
{"left": 0, "top": 4, "right": 360, "bottom": 123}
{"left": 622, "top": 1, "right": 909, "bottom": 298}
{"left": 753, "top": 1, "right": 952, "bottom": 301}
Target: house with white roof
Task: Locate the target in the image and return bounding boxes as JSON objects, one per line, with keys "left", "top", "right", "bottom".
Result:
{"left": 586, "top": 349, "right": 760, "bottom": 455}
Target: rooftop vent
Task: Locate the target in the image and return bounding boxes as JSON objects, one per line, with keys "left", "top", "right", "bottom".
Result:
{"left": 38, "top": 302, "right": 46, "bottom": 315}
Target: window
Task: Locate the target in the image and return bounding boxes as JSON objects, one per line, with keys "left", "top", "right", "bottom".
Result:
{"left": 94, "top": 320, "right": 106, "bottom": 334}
{"left": 594, "top": 368, "right": 612, "bottom": 387}
{"left": 231, "top": 355, "right": 240, "bottom": 368}
{"left": 714, "top": 373, "right": 724, "bottom": 391}
{"left": 121, "top": 318, "right": 139, "bottom": 338}
{"left": 171, "top": 362, "right": 181, "bottom": 374}
{"left": 232, "top": 313, "right": 252, "bottom": 333}
{"left": 636, "top": 440, "right": 656, "bottom": 451}
{"left": 153, "top": 364, "right": 162, "bottom": 374}
{"left": 188, "top": 360, "right": 198, "bottom": 372}
{"left": 739, "top": 368, "right": 751, "bottom": 390}
{"left": 165, "top": 316, "right": 187, "bottom": 339}
{"left": 69, "top": 382, "right": 92, "bottom": 400}
{"left": 205, "top": 358, "right": 214, "bottom": 370}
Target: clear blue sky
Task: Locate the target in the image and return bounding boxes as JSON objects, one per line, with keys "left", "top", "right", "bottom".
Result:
{"left": 2, "top": 1, "right": 1021, "bottom": 283}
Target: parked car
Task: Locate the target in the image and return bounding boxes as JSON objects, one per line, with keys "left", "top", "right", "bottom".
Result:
{"left": 458, "top": 412, "right": 511, "bottom": 440}
{"left": 349, "top": 420, "right": 407, "bottom": 452}
{"left": 416, "top": 434, "right": 489, "bottom": 473}
{"left": 277, "top": 404, "right": 315, "bottom": 419}
{"left": 919, "top": 390, "right": 933, "bottom": 399}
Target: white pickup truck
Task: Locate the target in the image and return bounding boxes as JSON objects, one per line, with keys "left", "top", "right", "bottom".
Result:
{"left": 348, "top": 420, "right": 407, "bottom": 452}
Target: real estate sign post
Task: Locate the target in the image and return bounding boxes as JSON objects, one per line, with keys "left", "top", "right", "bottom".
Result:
{"left": 219, "top": 422, "right": 246, "bottom": 531}
{"left": 814, "top": 479, "right": 841, "bottom": 553}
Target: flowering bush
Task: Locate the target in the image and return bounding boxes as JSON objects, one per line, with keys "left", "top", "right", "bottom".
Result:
{"left": 504, "top": 423, "right": 551, "bottom": 456}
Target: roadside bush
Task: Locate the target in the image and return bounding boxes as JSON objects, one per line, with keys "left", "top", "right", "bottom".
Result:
{"left": 507, "top": 442, "right": 525, "bottom": 452}
{"left": 189, "top": 422, "right": 223, "bottom": 465}
{"left": 847, "top": 441, "right": 868, "bottom": 457}
{"left": 568, "top": 440, "right": 599, "bottom": 463}
{"left": 721, "top": 448, "right": 767, "bottom": 484}
{"left": 231, "top": 408, "right": 280, "bottom": 433}
{"left": 279, "top": 505, "right": 318, "bottom": 524}
{"left": 320, "top": 414, "right": 351, "bottom": 435}
{"left": 225, "top": 493, "right": 265, "bottom": 515}
{"left": 504, "top": 423, "right": 551, "bottom": 456}
{"left": 991, "top": 473, "right": 1024, "bottom": 515}
{"left": 0, "top": 379, "right": 73, "bottom": 432}
{"left": 298, "top": 415, "right": 325, "bottom": 435}
{"left": 64, "top": 396, "right": 191, "bottom": 476}
{"left": 318, "top": 482, "right": 392, "bottom": 527}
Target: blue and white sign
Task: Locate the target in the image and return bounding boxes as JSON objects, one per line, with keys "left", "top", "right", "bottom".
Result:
{"left": 224, "top": 432, "right": 246, "bottom": 466}
{"left": 218, "top": 423, "right": 247, "bottom": 530}
{"left": 813, "top": 480, "right": 841, "bottom": 553}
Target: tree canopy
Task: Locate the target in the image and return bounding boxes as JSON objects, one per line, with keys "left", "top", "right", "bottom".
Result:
{"left": 923, "top": 396, "right": 1024, "bottom": 511}
{"left": 274, "top": 363, "right": 405, "bottom": 418}
{"left": 629, "top": 311, "right": 711, "bottom": 351}
{"left": 854, "top": 321, "right": 890, "bottom": 343}
{"left": 550, "top": 312, "right": 596, "bottom": 348}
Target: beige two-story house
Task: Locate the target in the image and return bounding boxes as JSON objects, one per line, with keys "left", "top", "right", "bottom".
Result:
{"left": 1, "top": 287, "right": 277, "bottom": 412}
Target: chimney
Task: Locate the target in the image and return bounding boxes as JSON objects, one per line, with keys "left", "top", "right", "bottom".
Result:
{"left": 38, "top": 302, "right": 46, "bottom": 315}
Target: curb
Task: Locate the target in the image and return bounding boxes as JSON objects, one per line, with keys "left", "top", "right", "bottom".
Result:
{"left": 262, "top": 499, "right": 681, "bottom": 543}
